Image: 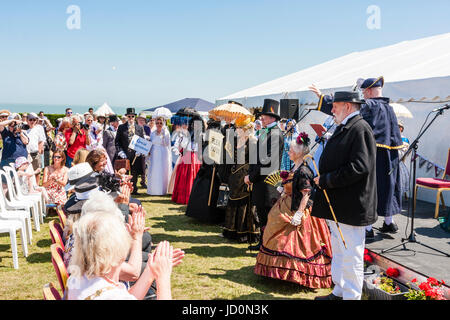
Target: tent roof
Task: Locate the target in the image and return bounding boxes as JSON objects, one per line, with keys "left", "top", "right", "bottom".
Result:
{"left": 145, "top": 98, "right": 215, "bottom": 113}
{"left": 95, "top": 102, "right": 115, "bottom": 116}
{"left": 218, "top": 32, "right": 450, "bottom": 107}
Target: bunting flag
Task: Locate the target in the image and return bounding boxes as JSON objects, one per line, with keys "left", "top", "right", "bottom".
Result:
{"left": 416, "top": 154, "right": 445, "bottom": 178}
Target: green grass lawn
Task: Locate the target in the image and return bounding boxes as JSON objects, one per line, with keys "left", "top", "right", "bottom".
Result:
{"left": 0, "top": 191, "right": 332, "bottom": 300}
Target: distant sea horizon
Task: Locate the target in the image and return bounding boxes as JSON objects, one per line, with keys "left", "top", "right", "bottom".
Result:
{"left": 0, "top": 103, "right": 149, "bottom": 115}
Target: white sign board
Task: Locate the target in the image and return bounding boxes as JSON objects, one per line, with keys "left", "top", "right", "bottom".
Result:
{"left": 129, "top": 135, "right": 152, "bottom": 156}
{"left": 208, "top": 130, "right": 224, "bottom": 164}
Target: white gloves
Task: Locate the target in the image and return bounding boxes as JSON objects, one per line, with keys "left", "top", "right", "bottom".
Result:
{"left": 277, "top": 186, "right": 284, "bottom": 194}
{"left": 290, "top": 210, "right": 304, "bottom": 226}
{"left": 118, "top": 151, "right": 127, "bottom": 159}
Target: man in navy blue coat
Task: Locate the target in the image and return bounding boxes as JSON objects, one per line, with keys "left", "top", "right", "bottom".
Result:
{"left": 310, "top": 77, "right": 403, "bottom": 239}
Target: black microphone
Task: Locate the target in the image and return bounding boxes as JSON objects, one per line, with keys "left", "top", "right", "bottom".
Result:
{"left": 432, "top": 104, "right": 450, "bottom": 112}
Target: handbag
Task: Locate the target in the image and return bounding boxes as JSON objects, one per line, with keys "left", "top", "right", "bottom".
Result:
{"left": 114, "top": 159, "right": 130, "bottom": 172}
{"left": 216, "top": 184, "right": 230, "bottom": 208}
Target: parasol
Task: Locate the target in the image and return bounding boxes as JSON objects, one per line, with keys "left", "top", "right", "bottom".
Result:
{"left": 390, "top": 103, "right": 413, "bottom": 119}
{"left": 152, "top": 107, "right": 173, "bottom": 120}
{"left": 209, "top": 101, "right": 253, "bottom": 124}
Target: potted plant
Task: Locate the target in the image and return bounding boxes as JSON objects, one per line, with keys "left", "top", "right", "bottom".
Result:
{"left": 405, "top": 278, "right": 447, "bottom": 300}
{"left": 363, "top": 267, "right": 408, "bottom": 300}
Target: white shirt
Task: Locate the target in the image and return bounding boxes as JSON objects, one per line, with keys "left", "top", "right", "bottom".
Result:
{"left": 66, "top": 275, "right": 136, "bottom": 300}
{"left": 26, "top": 125, "right": 46, "bottom": 154}
{"left": 341, "top": 111, "right": 360, "bottom": 126}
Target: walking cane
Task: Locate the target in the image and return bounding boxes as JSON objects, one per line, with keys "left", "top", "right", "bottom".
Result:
{"left": 304, "top": 155, "right": 347, "bottom": 249}
{"left": 208, "top": 166, "right": 216, "bottom": 207}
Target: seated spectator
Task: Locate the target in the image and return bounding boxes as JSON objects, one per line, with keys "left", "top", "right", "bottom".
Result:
{"left": 42, "top": 150, "right": 69, "bottom": 212}
{"left": 0, "top": 118, "right": 29, "bottom": 168}
{"left": 15, "top": 156, "right": 49, "bottom": 202}
{"left": 67, "top": 208, "right": 175, "bottom": 300}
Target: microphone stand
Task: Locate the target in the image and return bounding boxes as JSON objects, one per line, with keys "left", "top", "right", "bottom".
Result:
{"left": 381, "top": 108, "right": 450, "bottom": 257}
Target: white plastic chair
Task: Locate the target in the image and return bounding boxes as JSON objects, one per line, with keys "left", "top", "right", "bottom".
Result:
{"left": 0, "top": 170, "right": 33, "bottom": 243}
{"left": 0, "top": 219, "right": 28, "bottom": 269}
{"left": 3, "top": 165, "right": 44, "bottom": 229}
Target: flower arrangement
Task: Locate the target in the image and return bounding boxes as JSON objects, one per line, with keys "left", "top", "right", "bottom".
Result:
{"left": 364, "top": 249, "right": 374, "bottom": 264}
{"left": 372, "top": 275, "right": 402, "bottom": 295}
{"left": 405, "top": 278, "right": 446, "bottom": 300}
{"left": 296, "top": 132, "right": 310, "bottom": 146}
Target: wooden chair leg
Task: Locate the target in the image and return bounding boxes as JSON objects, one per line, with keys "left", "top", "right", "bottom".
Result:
{"left": 435, "top": 190, "right": 441, "bottom": 219}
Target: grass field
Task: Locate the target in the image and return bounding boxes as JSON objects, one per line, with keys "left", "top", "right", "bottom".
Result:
{"left": 0, "top": 191, "right": 332, "bottom": 300}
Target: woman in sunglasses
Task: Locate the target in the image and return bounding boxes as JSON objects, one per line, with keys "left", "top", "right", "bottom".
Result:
{"left": 42, "top": 149, "right": 69, "bottom": 212}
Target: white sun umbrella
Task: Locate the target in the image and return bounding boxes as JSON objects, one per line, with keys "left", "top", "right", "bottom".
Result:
{"left": 390, "top": 103, "right": 413, "bottom": 119}
{"left": 152, "top": 107, "right": 173, "bottom": 120}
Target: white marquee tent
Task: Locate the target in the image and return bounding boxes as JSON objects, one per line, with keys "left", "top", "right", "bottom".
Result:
{"left": 218, "top": 32, "right": 450, "bottom": 205}
{"left": 95, "top": 102, "right": 115, "bottom": 117}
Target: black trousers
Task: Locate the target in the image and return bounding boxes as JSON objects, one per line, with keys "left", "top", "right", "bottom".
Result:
{"left": 130, "top": 155, "right": 145, "bottom": 193}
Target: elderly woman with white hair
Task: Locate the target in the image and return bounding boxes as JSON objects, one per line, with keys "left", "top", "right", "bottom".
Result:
{"left": 254, "top": 132, "right": 333, "bottom": 289}
{"left": 67, "top": 212, "right": 174, "bottom": 300}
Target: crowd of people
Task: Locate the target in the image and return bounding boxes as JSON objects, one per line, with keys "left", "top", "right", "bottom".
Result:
{"left": 0, "top": 75, "right": 411, "bottom": 300}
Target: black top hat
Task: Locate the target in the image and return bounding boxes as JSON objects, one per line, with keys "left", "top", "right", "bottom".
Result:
{"left": 125, "top": 108, "right": 137, "bottom": 116}
{"left": 333, "top": 91, "right": 365, "bottom": 104}
{"left": 260, "top": 99, "right": 281, "bottom": 120}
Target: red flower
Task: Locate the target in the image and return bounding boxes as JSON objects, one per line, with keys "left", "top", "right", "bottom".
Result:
{"left": 441, "top": 280, "right": 446, "bottom": 285}
{"left": 386, "top": 268, "right": 400, "bottom": 278}
{"left": 280, "top": 171, "right": 290, "bottom": 180}
{"left": 364, "top": 254, "right": 373, "bottom": 263}
{"left": 419, "top": 282, "right": 432, "bottom": 292}
{"left": 411, "top": 278, "right": 417, "bottom": 283}
{"left": 427, "top": 277, "right": 439, "bottom": 286}
{"left": 364, "top": 249, "right": 369, "bottom": 255}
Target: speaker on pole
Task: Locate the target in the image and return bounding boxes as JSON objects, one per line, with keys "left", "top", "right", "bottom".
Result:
{"left": 280, "top": 99, "right": 299, "bottom": 120}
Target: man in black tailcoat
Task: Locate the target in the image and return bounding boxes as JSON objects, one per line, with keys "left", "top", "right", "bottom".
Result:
{"left": 115, "top": 108, "right": 145, "bottom": 195}
{"left": 310, "top": 76, "right": 403, "bottom": 239}
{"left": 245, "top": 99, "right": 284, "bottom": 251}
{"left": 311, "top": 91, "right": 377, "bottom": 300}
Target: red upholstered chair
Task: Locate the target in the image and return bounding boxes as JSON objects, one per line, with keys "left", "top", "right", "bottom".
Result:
{"left": 50, "top": 243, "right": 69, "bottom": 294}
{"left": 43, "top": 282, "right": 62, "bottom": 300}
{"left": 49, "top": 220, "right": 65, "bottom": 251}
{"left": 56, "top": 207, "right": 67, "bottom": 230}
{"left": 414, "top": 148, "right": 450, "bottom": 218}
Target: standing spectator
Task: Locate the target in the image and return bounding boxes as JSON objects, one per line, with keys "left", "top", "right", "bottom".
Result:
{"left": 121, "top": 115, "right": 127, "bottom": 124}
{"left": 0, "top": 118, "right": 29, "bottom": 168}
{"left": 88, "top": 108, "right": 94, "bottom": 116}
{"left": 65, "top": 108, "right": 73, "bottom": 118}
{"left": 42, "top": 150, "right": 69, "bottom": 210}
{"left": 85, "top": 115, "right": 103, "bottom": 151}
{"left": 65, "top": 116, "right": 90, "bottom": 168}
{"left": 115, "top": 108, "right": 145, "bottom": 195}
{"left": 55, "top": 119, "right": 70, "bottom": 151}
{"left": 148, "top": 118, "right": 155, "bottom": 133}
{"left": 38, "top": 116, "right": 55, "bottom": 168}
{"left": 26, "top": 112, "right": 46, "bottom": 184}
{"left": 103, "top": 115, "right": 119, "bottom": 167}
{"left": 0, "top": 110, "right": 10, "bottom": 122}
{"left": 97, "top": 115, "right": 107, "bottom": 130}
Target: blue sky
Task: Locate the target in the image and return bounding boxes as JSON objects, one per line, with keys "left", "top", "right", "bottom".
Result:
{"left": 0, "top": 0, "right": 449, "bottom": 109}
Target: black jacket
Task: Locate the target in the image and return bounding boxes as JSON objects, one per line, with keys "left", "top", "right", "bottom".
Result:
{"left": 311, "top": 115, "right": 378, "bottom": 226}
{"left": 248, "top": 125, "right": 284, "bottom": 208}
{"left": 114, "top": 122, "right": 145, "bottom": 159}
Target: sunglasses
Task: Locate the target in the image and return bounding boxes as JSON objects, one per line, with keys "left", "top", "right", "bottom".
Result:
{"left": 29, "top": 119, "right": 37, "bottom": 122}
{"left": 127, "top": 116, "right": 135, "bottom": 119}
{"left": 67, "top": 111, "right": 73, "bottom": 114}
